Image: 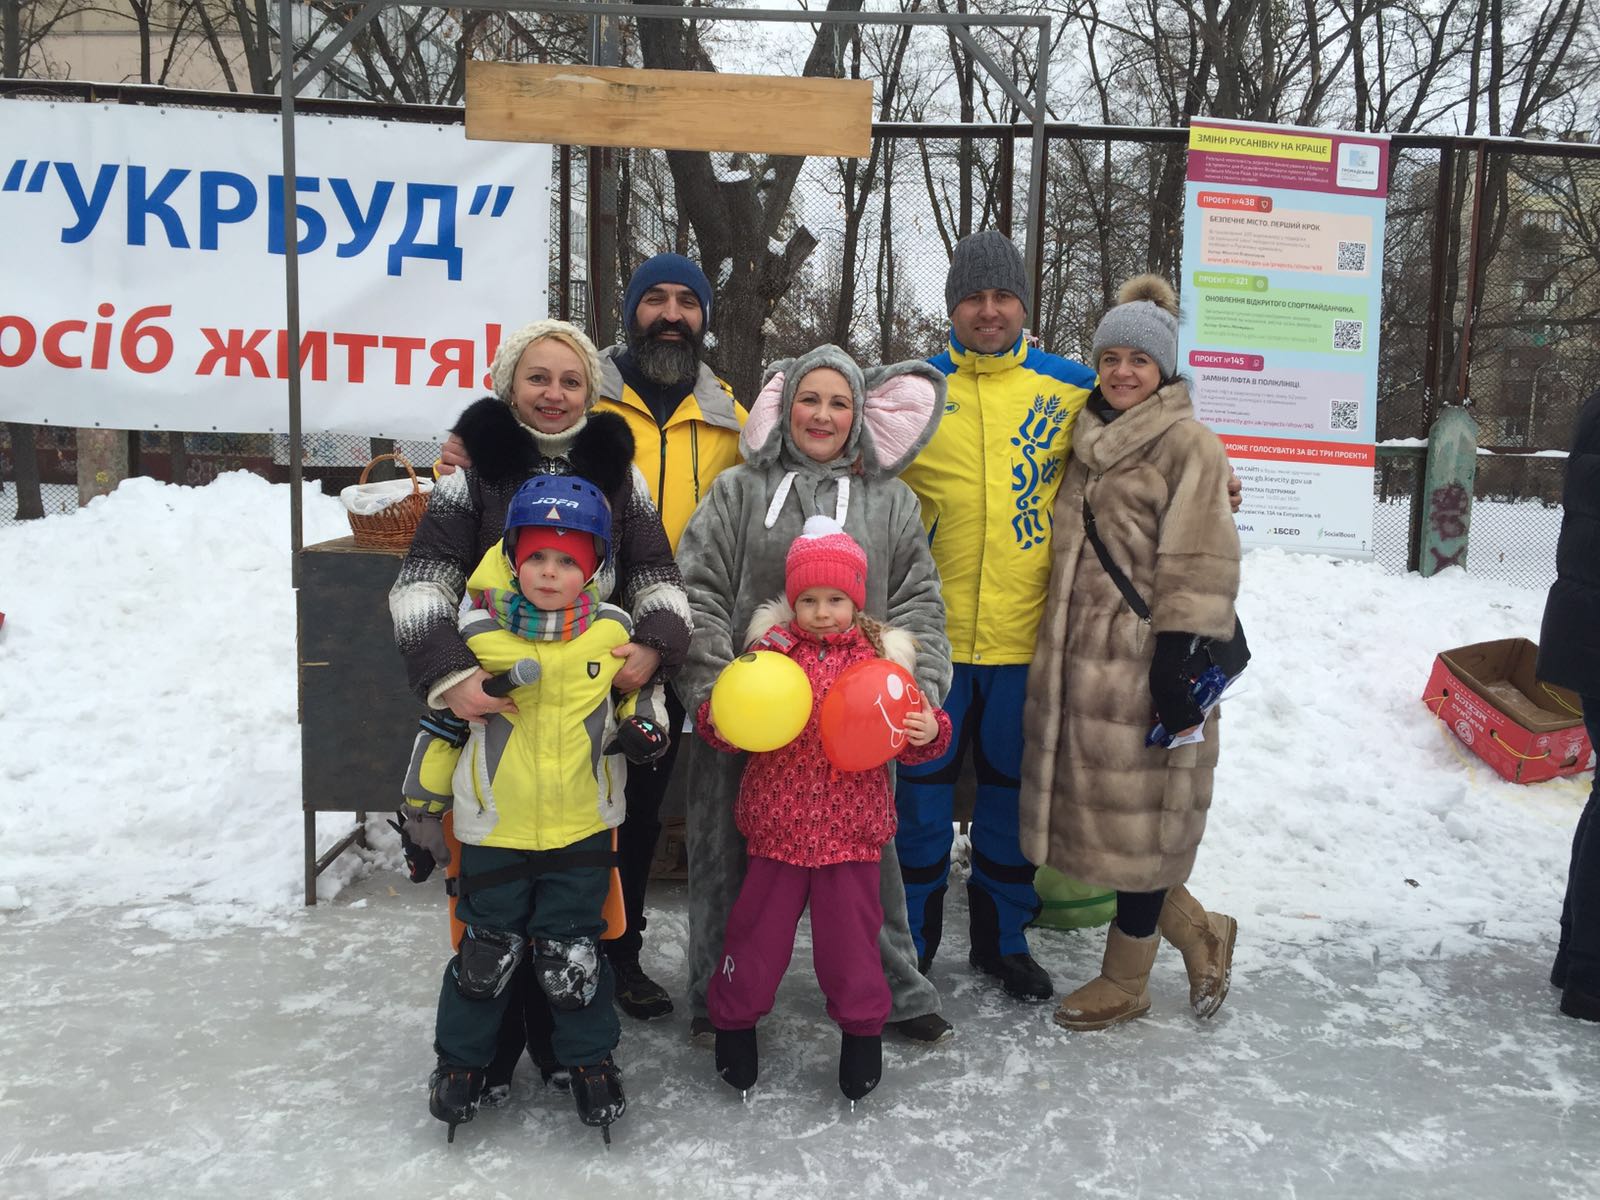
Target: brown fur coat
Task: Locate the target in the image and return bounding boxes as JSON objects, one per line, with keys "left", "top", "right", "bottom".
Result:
{"left": 1019, "top": 380, "right": 1240, "bottom": 892}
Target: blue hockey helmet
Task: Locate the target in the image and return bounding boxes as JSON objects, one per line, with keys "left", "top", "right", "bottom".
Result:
{"left": 502, "top": 474, "right": 612, "bottom": 577}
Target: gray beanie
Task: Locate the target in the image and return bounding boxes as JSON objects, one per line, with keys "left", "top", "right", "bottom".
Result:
{"left": 1090, "top": 274, "right": 1180, "bottom": 380}
{"left": 945, "top": 230, "right": 1031, "bottom": 315}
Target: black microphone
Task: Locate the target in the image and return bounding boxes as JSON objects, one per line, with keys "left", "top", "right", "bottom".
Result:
{"left": 484, "top": 657, "right": 540, "bottom": 697}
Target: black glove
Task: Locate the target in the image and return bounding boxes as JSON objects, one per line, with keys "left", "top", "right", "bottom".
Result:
{"left": 419, "top": 710, "right": 471, "bottom": 748}
{"left": 387, "top": 808, "right": 450, "bottom": 882}
{"left": 1148, "top": 632, "right": 1207, "bottom": 734}
{"left": 605, "top": 715, "right": 671, "bottom": 764}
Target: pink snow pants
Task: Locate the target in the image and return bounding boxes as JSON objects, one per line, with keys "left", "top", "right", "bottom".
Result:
{"left": 707, "top": 855, "right": 891, "bottom": 1037}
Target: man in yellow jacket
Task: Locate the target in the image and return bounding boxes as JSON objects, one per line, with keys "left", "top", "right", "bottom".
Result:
{"left": 897, "top": 231, "right": 1097, "bottom": 1003}
{"left": 593, "top": 254, "right": 746, "bottom": 1020}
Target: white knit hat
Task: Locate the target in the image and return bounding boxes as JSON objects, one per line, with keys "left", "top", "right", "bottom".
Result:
{"left": 489, "top": 319, "right": 603, "bottom": 409}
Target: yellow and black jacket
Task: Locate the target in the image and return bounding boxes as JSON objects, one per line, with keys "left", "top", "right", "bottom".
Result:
{"left": 403, "top": 548, "right": 649, "bottom": 851}
{"left": 900, "top": 333, "right": 1097, "bottom": 666}
{"left": 596, "top": 347, "right": 746, "bottom": 551}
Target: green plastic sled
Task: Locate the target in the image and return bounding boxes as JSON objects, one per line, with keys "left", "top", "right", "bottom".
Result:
{"left": 1032, "top": 865, "right": 1117, "bottom": 931}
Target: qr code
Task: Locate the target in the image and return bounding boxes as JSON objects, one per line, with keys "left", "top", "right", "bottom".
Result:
{"left": 1336, "top": 240, "right": 1368, "bottom": 272}
{"left": 1330, "top": 399, "right": 1360, "bottom": 430}
{"left": 1332, "top": 319, "right": 1364, "bottom": 351}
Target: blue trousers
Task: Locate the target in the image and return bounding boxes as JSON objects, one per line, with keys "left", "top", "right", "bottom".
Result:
{"left": 1556, "top": 699, "right": 1600, "bottom": 995}
{"left": 894, "top": 663, "right": 1040, "bottom": 959}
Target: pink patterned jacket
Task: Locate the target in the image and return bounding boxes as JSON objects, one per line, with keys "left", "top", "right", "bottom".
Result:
{"left": 697, "top": 613, "right": 953, "bottom": 868}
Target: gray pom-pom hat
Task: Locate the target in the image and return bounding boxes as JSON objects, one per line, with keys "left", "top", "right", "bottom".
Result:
{"left": 1090, "top": 274, "right": 1181, "bottom": 380}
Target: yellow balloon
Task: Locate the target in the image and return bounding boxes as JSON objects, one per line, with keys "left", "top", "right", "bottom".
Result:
{"left": 709, "top": 651, "right": 814, "bottom": 752}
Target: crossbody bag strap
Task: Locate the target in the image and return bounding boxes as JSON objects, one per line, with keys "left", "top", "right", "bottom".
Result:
{"left": 1081, "top": 496, "right": 1152, "bottom": 623}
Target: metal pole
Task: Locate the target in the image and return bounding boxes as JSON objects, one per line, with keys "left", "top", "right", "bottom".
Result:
{"left": 1422, "top": 143, "right": 1453, "bottom": 428}
{"left": 998, "top": 128, "right": 1014, "bottom": 239}
{"left": 1024, "top": 21, "right": 1050, "bottom": 323}
{"left": 559, "top": 144, "right": 572, "bottom": 321}
{"left": 1455, "top": 143, "right": 1489, "bottom": 405}
{"left": 280, "top": 0, "right": 305, "bottom": 587}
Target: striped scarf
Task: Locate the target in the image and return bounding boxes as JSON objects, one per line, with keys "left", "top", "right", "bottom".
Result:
{"left": 475, "top": 587, "right": 598, "bottom": 642}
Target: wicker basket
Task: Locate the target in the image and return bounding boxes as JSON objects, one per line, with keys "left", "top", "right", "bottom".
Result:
{"left": 345, "top": 452, "right": 428, "bottom": 550}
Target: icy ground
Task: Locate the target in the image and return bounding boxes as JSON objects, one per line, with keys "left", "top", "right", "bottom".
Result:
{"left": 1, "top": 474, "right": 1597, "bottom": 1199}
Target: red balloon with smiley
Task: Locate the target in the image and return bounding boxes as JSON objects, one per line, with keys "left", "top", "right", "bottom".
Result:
{"left": 819, "top": 659, "right": 925, "bottom": 772}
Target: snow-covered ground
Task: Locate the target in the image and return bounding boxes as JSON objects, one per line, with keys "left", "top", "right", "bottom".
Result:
{"left": 1, "top": 474, "right": 1596, "bottom": 1198}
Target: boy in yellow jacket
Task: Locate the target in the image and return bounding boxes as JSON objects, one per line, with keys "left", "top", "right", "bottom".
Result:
{"left": 399, "top": 474, "right": 667, "bottom": 1143}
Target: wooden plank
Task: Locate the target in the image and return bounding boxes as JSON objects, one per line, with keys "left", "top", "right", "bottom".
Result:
{"left": 466, "top": 61, "right": 873, "bottom": 158}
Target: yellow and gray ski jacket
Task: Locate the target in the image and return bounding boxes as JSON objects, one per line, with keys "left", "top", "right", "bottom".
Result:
{"left": 900, "top": 333, "right": 1097, "bottom": 666}
{"left": 596, "top": 346, "right": 747, "bottom": 552}
{"left": 403, "top": 549, "right": 644, "bottom": 851}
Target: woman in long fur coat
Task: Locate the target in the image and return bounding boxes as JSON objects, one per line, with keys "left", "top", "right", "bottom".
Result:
{"left": 1019, "top": 275, "right": 1242, "bottom": 1032}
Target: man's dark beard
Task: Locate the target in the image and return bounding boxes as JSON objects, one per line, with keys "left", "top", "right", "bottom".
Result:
{"left": 629, "top": 317, "right": 703, "bottom": 387}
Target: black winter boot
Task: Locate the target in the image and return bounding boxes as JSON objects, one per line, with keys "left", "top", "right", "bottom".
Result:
{"left": 839, "top": 1033, "right": 882, "bottom": 1104}
{"left": 428, "top": 1061, "right": 484, "bottom": 1143}
{"left": 608, "top": 949, "right": 674, "bottom": 1020}
{"left": 714, "top": 1026, "right": 759, "bottom": 1094}
{"left": 570, "top": 1056, "right": 627, "bottom": 1144}
{"left": 1561, "top": 983, "right": 1600, "bottom": 1022}
{"left": 968, "top": 881, "right": 1053, "bottom": 1002}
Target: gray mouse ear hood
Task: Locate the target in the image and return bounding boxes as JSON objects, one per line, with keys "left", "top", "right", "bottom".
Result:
{"left": 739, "top": 344, "right": 866, "bottom": 470}
{"left": 739, "top": 345, "right": 946, "bottom": 480}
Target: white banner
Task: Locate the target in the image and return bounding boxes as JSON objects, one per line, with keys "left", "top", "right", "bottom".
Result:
{"left": 0, "top": 99, "right": 551, "bottom": 439}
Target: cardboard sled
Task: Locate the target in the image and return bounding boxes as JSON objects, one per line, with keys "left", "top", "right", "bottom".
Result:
{"left": 1423, "top": 638, "right": 1593, "bottom": 784}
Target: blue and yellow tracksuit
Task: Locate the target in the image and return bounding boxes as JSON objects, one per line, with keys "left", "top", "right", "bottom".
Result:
{"left": 415, "top": 549, "right": 635, "bottom": 1069}
{"left": 896, "top": 332, "right": 1096, "bottom": 960}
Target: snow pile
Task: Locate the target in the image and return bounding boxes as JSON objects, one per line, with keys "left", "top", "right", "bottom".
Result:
{"left": 0, "top": 473, "right": 360, "bottom": 929}
{"left": 0, "top": 475, "right": 1588, "bottom": 959}
{"left": 1204, "top": 549, "right": 1585, "bottom": 967}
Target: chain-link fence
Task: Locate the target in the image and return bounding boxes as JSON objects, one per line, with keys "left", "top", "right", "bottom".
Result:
{"left": 3, "top": 88, "right": 1591, "bottom": 591}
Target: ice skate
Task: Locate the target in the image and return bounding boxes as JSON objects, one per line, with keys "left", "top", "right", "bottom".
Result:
{"left": 714, "top": 1026, "right": 758, "bottom": 1099}
{"left": 428, "top": 1061, "right": 484, "bottom": 1144}
{"left": 839, "top": 1032, "right": 881, "bottom": 1108}
{"left": 570, "top": 1056, "right": 626, "bottom": 1145}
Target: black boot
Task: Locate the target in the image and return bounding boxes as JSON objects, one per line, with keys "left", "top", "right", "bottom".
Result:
{"left": 428, "top": 1061, "right": 484, "bottom": 1143}
{"left": 890, "top": 1011, "right": 954, "bottom": 1044}
{"left": 968, "top": 948, "right": 1054, "bottom": 1002}
{"left": 839, "top": 1033, "right": 882, "bottom": 1104}
{"left": 968, "top": 881, "right": 1053, "bottom": 1002}
{"left": 714, "top": 1026, "right": 758, "bottom": 1094}
{"left": 1561, "top": 983, "right": 1600, "bottom": 1022}
{"left": 608, "top": 949, "right": 674, "bottom": 1021}
{"left": 570, "top": 1056, "right": 627, "bottom": 1144}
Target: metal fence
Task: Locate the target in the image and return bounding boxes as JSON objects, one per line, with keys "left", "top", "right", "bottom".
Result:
{"left": 2, "top": 83, "right": 1591, "bottom": 591}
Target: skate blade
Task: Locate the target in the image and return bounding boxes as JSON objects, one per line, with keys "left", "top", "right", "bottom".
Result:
{"left": 447, "top": 1120, "right": 459, "bottom": 1144}
{"left": 601, "top": 1124, "right": 612, "bottom": 1148}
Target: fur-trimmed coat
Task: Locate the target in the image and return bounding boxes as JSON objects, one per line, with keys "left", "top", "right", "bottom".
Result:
{"left": 1019, "top": 381, "right": 1240, "bottom": 892}
{"left": 696, "top": 600, "right": 953, "bottom": 867}
{"left": 390, "top": 399, "right": 690, "bottom": 711}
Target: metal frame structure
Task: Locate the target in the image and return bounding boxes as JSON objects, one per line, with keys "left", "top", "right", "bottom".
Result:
{"left": 276, "top": 0, "right": 1057, "bottom": 569}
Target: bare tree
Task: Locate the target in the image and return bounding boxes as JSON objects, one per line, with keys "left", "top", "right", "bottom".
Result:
{"left": 632, "top": 0, "right": 866, "bottom": 400}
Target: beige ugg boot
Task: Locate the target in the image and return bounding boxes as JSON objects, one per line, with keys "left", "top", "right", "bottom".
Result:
{"left": 1052, "top": 926, "right": 1159, "bottom": 1031}
{"left": 1158, "top": 884, "right": 1238, "bottom": 1018}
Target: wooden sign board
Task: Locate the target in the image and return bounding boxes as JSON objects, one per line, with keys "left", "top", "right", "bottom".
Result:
{"left": 466, "top": 61, "right": 873, "bottom": 158}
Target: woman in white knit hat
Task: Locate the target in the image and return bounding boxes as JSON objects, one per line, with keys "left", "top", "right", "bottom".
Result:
{"left": 1019, "top": 275, "right": 1243, "bottom": 1032}
{"left": 389, "top": 318, "right": 690, "bottom": 1127}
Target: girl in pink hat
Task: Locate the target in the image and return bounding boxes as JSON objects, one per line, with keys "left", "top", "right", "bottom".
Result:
{"left": 696, "top": 514, "right": 951, "bottom": 1106}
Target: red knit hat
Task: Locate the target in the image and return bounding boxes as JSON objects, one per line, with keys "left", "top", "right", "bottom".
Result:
{"left": 785, "top": 515, "right": 867, "bottom": 610}
{"left": 513, "top": 525, "right": 600, "bottom": 581}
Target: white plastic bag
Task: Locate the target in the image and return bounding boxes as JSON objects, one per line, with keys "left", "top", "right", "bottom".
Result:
{"left": 339, "top": 474, "right": 433, "bottom": 516}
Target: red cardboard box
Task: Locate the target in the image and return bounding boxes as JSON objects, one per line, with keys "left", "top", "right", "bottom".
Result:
{"left": 1423, "top": 638, "right": 1593, "bottom": 784}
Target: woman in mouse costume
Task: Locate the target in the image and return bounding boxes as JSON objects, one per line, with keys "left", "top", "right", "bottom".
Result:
{"left": 674, "top": 344, "right": 955, "bottom": 1044}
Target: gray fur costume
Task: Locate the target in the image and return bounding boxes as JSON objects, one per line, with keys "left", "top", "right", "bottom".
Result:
{"left": 675, "top": 344, "right": 952, "bottom": 1021}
